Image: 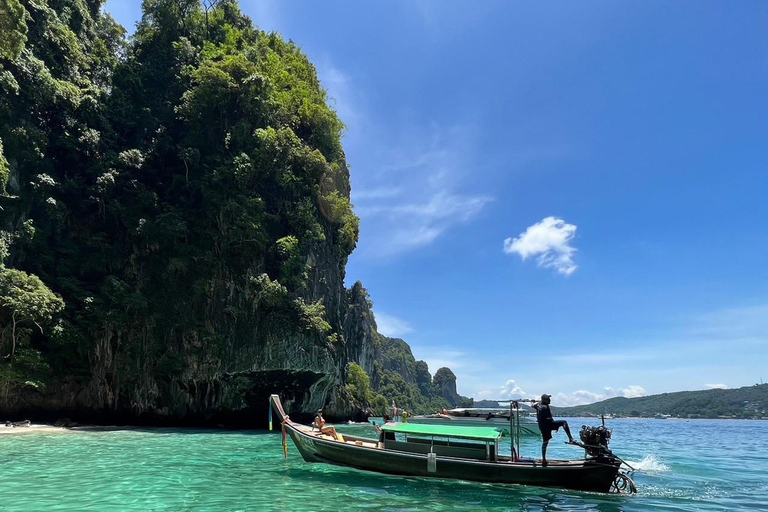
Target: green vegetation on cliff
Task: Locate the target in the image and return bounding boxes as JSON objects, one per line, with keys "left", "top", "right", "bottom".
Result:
{"left": 0, "top": 0, "right": 359, "bottom": 419}
{"left": 0, "top": 0, "right": 453, "bottom": 423}
{"left": 366, "top": 335, "right": 472, "bottom": 415}
{"left": 553, "top": 384, "right": 768, "bottom": 419}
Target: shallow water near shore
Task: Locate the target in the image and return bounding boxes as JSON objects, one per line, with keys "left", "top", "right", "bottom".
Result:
{"left": 0, "top": 418, "right": 765, "bottom": 511}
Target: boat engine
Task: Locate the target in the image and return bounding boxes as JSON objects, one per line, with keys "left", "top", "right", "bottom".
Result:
{"left": 579, "top": 425, "right": 613, "bottom": 458}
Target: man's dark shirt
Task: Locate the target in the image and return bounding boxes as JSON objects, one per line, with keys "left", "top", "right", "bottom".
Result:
{"left": 534, "top": 403, "right": 554, "bottom": 431}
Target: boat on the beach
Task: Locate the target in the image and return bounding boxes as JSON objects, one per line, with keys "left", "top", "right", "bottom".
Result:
{"left": 406, "top": 407, "right": 539, "bottom": 436}
{"left": 269, "top": 394, "right": 635, "bottom": 493}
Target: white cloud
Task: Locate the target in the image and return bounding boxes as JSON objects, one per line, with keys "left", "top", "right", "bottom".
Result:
{"left": 706, "top": 383, "right": 728, "bottom": 389}
{"left": 486, "top": 379, "right": 646, "bottom": 407}
{"left": 552, "top": 352, "right": 658, "bottom": 364}
{"left": 617, "top": 385, "right": 646, "bottom": 398}
{"left": 374, "top": 312, "right": 413, "bottom": 337}
{"left": 499, "top": 380, "right": 529, "bottom": 400}
{"left": 358, "top": 192, "right": 492, "bottom": 255}
{"left": 409, "top": 347, "right": 468, "bottom": 373}
{"left": 354, "top": 124, "right": 492, "bottom": 257}
{"left": 693, "top": 304, "right": 768, "bottom": 340}
{"left": 554, "top": 390, "right": 604, "bottom": 406}
{"left": 503, "top": 216, "right": 578, "bottom": 276}
{"left": 308, "top": 58, "right": 494, "bottom": 260}
{"left": 552, "top": 385, "right": 647, "bottom": 406}
{"left": 352, "top": 187, "right": 403, "bottom": 201}
{"left": 313, "top": 60, "right": 366, "bottom": 137}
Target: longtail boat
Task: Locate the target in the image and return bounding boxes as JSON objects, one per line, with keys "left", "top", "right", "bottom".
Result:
{"left": 269, "top": 394, "right": 636, "bottom": 494}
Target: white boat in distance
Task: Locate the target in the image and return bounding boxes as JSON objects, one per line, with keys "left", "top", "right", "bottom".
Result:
{"left": 407, "top": 408, "right": 539, "bottom": 436}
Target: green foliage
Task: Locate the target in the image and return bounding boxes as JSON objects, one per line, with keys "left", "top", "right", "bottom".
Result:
{"left": 415, "top": 359, "right": 431, "bottom": 396}
{"left": 247, "top": 273, "right": 287, "bottom": 309}
{"left": 346, "top": 361, "right": 371, "bottom": 404}
{"left": 0, "top": 268, "right": 64, "bottom": 334}
{"left": 0, "top": 0, "right": 363, "bottom": 412}
{"left": 369, "top": 336, "right": 463, "bottom": 414}
{"left": 0, "top": 138, "right": 9, "bottom": 193}
{"left": 293, "top": 298, "right": 332, "bottom": 337}
{"left": 274, "top": 235, "right": 306, "bottom": 288}
{"left": 0, "top": 236, "right": 64, "bottom": 396}
{"left": 377, "top": 336, "right": 416, "bottom": 383}
{"left": 345, "top": 362, "right": 395, "bottom": 416}
{"left": 377, "top": 370, "right": 451, "bottom": 415}
{"left": 0, "top": 0, "right": 28, "bottom": 61}
{"left": 319, "top": 191, "right": 359, "bottom": 254}
{"left": 368, "top": 393, "right": 389, "bottom": 416}
{"left": 432, "top": 366, "right": 458, "bottom": 397}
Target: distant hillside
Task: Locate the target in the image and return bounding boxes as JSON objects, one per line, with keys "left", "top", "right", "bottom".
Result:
{"left": 370, "top": 336, "right": 472, "bottom": 414}
{"left": 474, "top": 400, "right": 502, "bottom": 408}
{"left": 552, "top": 384, "right": 768, "bottom": 419}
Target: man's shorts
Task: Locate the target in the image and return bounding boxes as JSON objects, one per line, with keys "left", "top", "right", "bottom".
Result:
{"left": 540, "top": 420, "right": 568, "bottom": 441}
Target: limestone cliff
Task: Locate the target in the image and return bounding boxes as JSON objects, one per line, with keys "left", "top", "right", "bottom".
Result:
{"left": 433, "top": 368, "right": 462, "bottom": 406}
{"left": 0, "top": 0, "right": 457, "bottom": 426}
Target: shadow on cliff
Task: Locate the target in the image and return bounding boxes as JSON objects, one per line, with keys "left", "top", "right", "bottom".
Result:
{"left": 1, "top": 369, "right": 327, "bottom": 429}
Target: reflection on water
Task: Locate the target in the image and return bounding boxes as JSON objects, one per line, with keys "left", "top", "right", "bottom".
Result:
{"left": 0, "top": 419, "right": 765, "bottom": 511}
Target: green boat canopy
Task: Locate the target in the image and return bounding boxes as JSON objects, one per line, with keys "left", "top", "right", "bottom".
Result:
{"left": 380, "top": 422, "right": 504, "bottom": 441}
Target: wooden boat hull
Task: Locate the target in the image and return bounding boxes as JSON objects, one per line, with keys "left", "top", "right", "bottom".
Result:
{"left": 270, "top": 395, "right": 622, "bottom": 493}
{"left": 287, "top": 424, "right": 619, "bottom": 492}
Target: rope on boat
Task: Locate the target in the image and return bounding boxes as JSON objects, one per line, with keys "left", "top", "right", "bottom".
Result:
{"left": 282, "top": 416, "right": 290, "bottom": 460}
{"left": 610, "top": 472, "right": 637, "bottom": 494}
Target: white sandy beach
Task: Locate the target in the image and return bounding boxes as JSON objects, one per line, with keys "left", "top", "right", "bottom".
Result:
{"left": 0, "top": 423, "right": 71, "bottom": 435}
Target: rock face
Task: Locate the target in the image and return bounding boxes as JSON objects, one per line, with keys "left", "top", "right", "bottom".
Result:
{"left": 377, "top": 337, "right": 418, "bottom": 385}
{"left": 433, "top": 368, "right": 462, "bottom": 407}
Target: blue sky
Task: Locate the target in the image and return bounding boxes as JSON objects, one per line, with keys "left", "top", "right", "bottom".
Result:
{"left": 105, "top": 0, "right": 768, "bottom": 405}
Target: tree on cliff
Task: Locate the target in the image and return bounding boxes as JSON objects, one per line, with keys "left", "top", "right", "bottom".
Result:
{"left": 0, "top": 239, "right": 64, "bottom": 399}
{"left": 0, "top": 0, "right": 28, "bottom": 61}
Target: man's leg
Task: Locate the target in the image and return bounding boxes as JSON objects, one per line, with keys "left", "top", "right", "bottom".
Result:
{"left": 541, "top": 439, "right": 549, "bottom": 464}
{"left": 562, "top": 421, "right": 575, "bottom": 442}
{"left": 553, "top": 420, "right": 575, "bottom": 443}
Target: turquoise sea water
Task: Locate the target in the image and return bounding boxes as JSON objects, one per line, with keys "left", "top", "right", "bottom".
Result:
{"left": 1, "top": 418, "right": 766, "bottom": 511}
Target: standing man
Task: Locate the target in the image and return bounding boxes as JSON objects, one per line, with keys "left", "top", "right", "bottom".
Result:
{"left": 531, "top": 394, "right": 577, "bottom": 466}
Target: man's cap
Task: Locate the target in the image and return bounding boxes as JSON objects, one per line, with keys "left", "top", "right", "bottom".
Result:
{"left": 541, "top": 394, "right": 551, "bottom": 400}
{"left": 317, "top": 409, "right": 323, "bottom": 413}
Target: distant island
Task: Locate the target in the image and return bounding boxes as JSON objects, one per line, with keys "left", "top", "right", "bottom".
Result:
{"left": 549, "top": 384, "right": 768, "bottom": 419}
{"left": 469, "top": 384, "right": 768, "bottom": 419}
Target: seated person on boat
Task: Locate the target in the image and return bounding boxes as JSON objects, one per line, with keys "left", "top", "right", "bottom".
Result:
{"left": 313, "top": 409, "right": 339, "bottom": 438}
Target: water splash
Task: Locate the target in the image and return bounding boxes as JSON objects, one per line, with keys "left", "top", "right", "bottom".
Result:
{"left": 628, "top": 454, "right": 671, "bottom": 473}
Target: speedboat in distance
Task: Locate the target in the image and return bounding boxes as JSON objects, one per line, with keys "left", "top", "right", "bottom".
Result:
{"left": 407, "top": 407, "right": 539, "bottom": 436}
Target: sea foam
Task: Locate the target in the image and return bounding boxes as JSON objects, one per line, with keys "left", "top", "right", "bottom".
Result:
{"left": 628, "top": 454, "right": 670, "bottom": 473}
